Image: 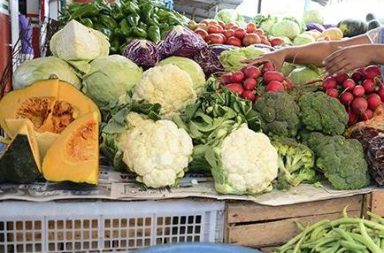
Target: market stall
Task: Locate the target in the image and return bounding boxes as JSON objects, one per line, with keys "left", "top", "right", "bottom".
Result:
{"left": 0, "top": 0, "right": 384, "bottom": 252}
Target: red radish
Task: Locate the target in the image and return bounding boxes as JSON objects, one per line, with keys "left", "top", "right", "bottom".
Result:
{"left": 243, "top": 78, "right": 257, "bottom": 90}
{"left": 364, "top": 65, "right": 381, "bottom": 79}
{"left": 223, "top": 29, "right": 235, "bottom": 38}
{"left": 219, "top": 73, "right": 233, "bottom": 84}
{"left": 269, "top": 37, "right": 285, "bottom": 47}
{"left": 282, "top": 78, "right": 293, "bottom": 90}
{"left": 348, "top": 109, "right": 358, "bottom": 126}
{"left": 340, "top": 92, "right": 354, "bottom": 106}
{"left": 351, "top": 97, "right": 368, "bottom": 114}
{"left": 362, "top": 79, "right": 376, "bottom": 93}
{"left": 234, "top": 28, "right": 246, "bottom": 39}
{"left": 246, "top": 23, "right": 257, "bottom": 33}
{"left": 367, "top": 93, "right": 382, "bottom": 111}
{"left": 262, "top": 62, "right": 275, "bottom": 72}
{"left": 263, "top": 71, "right": 285, "bottom": 83}
{"left": 326, "top": 88, "right": 339, "bottom": 98}
{"left": 335, "top": 73, "right": 349, "bottom": 84}
{"left": 194, "top": 28, "right": 209, "bottom": 40}
{"left": 231, "top": 71, "right": 245, "bottom": 83}
{"left": 225, "top": 83, "right": 244, "bottom": 95}
{"left": 243, "top": 66, "right": 261, "bottom": 79}
{"left": 206, "top": 33, "right": 225, "bottom": 44}
{"left": 351, "top": 70, "right": 365, "bottom": 82}
{"left": 226, "top": 36, "right": 242, "bottom": 46}
{"left": 323, "top": 77, "right": 337, "bottom": 90}
{"left": 242, "top": 90, "right": 256, "bottom": 102}
{"left": 362, "top": 109, "right": 374, "bottom": 120}
{"left": 378, "top": 89, "right": 384, "bottom": 102}
{"left": 266, "top": 81, "right": 285, "bottom": 92}
{"left": 352, "top": 85, "right": 365, "bottom": 97}
{"left": 342, "top": 78, "right": 356, "bottom": 91}
{"left": 207, "top": 25, "right": 223, "bottom": 34}
{"left": 242, "top": 33, "right": 261, "bottom": 46}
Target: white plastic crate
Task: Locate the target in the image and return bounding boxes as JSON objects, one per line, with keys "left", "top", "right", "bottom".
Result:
{"left": 0, "top": 200, "right": 225, "bottom": 253}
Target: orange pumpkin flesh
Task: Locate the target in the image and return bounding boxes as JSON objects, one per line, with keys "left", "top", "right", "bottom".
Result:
{"left": 42, "top": 112, "right": 99, "bottom": 184}
{"left": 0, "top": 79, "right": 100, "bottom": 137}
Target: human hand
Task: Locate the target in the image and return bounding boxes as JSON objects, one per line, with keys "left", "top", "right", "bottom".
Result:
{"left": 244, "top": 49, "right": 287, "bottom": 70}
{"left": 322, "top": 45, "right": 374, "bottom": 76}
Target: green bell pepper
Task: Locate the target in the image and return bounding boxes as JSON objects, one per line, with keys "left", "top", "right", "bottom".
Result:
{"left": 130, "top": 27, "right": 147, "bottom": 38}
{"left": 119, "top": 19, "right": 131, "bottom": 37}
{"left": 80, "top": 18, "right": 93, "bottom": 28}
{"left": 147, "top": 25, "right": 161, "bottom": 42}
{"left": 100, "top": 15, "right": 117, "bottom": 30}
{"left": 70, "top": 4, "right": 99, "bottom": 19}
{"left": 127, "top": 14, "right": 140, "bottom": 27}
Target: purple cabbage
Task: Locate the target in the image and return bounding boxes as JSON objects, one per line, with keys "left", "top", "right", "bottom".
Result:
{"left": 306, "top": 23, "right": 325, "bottom": 32}
{"left": 122, "top": 39, "right": 160, "bottom": 69}
{"left": 193, "top": 47, "right": 224, "bottom": 76}
{"left": 209, "top": 44, "right": 235, "bottom": 56}
{"left": 158, "top": 25, "right": 207, "bottom": 58}
{"left": 323, "top": 24, "right": 337, "bottom": 29}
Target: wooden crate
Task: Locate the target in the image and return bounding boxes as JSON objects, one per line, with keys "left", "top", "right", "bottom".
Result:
{"left": 225, "top": 194, "right": 368, "bottom": 251}
{"left": 369, "top": 190, "right": 384, "bottom": 216}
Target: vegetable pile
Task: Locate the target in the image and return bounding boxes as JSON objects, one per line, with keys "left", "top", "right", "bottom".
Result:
{"left": 275, "top": 210, "right": 384, "bottom": 253}
{"left": 322, "top": 65, "right": 384, "bottom": 125}
{"left": 60, "top": 0, "right": 189, "bottom": 54}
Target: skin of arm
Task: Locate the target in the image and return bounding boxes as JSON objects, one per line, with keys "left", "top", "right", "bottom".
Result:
{"left": 256, "top": 34, "right": 384, "bottom": 76}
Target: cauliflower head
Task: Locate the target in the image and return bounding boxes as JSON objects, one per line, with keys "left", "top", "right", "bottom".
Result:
{"left": 121, "top": 113, "right": 193, "bottom": 188}
{"left": 209, "top": 125, "right": 279, "bottom": 195}
{"left": 132, "top": 65, "right": 197, "bottom": 117}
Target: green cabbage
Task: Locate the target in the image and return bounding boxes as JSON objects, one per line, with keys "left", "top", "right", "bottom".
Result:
{"left": 287, "top": 65, "right": 323, "bottom": 87}
{"left": 158, "top": 56, "right": 206, "bottom": 94}
{"left": 271, "top": 19, "right": 301, "bottom": 40}
{"left": 220, "top": 46, "right": 269, "bottom": 71}
{"left": 255, "top": 14, "right": 277, "bottom": 35}
{"left": 281, "top": 62, "right": 297, "bottom": 77}
{"left": 13, "top": 56, "right": 81, "bottom": 90}
{"left": 215, "top": 9, "right": 243, "bottom": 24}
{"left": 303, "top": 9, "right": 324, "bottom": 25}
{"left": 293, "top": 33, "right": 316, "bottom": 45}
{"left": 50, "top": 20, "right": 109, "bottom": 61}
{"left": 82, "top": 55, "right": 143, "bottom": 108}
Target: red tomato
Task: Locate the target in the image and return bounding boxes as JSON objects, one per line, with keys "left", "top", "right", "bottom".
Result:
{"left": 227, "top": 36, "right": 242, "bottom": 46}
{"left": 208, "top": 25, "right": 223, "bottom": 34}
{"left": 218, "top": 21, "right": 226, "bottom": 28}
{"left": 242, "top": 33, "right": 261, "bottom": 46}
{"left": 194, "top": 28, "right": 209, "bottom": 40}
{"left": 208, "top": 20, "right": 218, "bottom": 26}
{"left": 234, "top": 28, "right": 246, "bottom": 39}
{"left": 206, "top": 33, "right": 225, "bottom": 44}
{"left": 223, "top": 29, "right": 235, "bottom": 38}
{"left": 246, "top": 23, "right": 257, "bottom": 33}
{"left": 254, "top": 28, "right": 265, "bottom": 36}
{"left": 224, "top": 23, "right": 235, "bottom": 29}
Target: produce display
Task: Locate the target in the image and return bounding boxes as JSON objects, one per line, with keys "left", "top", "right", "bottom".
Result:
{"left": 275, "top": 211, "right": 384, "bottom": 253}
{"left": 0, "top": 1, "right": 383, "bottom": 198}
{"left": 60, "top": 0, "right": 189, "bottom": 53}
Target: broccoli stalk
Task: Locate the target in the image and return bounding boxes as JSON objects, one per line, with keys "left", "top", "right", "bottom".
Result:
{"left": 272, "top": 137, "right": 317, "bottom": 190}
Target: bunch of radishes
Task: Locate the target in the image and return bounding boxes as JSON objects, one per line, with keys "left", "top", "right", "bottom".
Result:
{"left": 194, "top": 20, "right": 274, "bottom": 47}
{"left": 323, "top": 65, "right": 384, "bottom": 125}
{"left": 218, "top": 62, "right": 292, "bottom": 102}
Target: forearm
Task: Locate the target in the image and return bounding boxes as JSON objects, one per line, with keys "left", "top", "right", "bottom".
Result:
{"left": 369, "top": 44, "right": 384, "bottom": 65}
{"left": 279, "top": 34, "right": 372, "bottom": 66}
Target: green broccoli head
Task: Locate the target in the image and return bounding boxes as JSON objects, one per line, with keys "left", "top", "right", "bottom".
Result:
{"left": 306, "top": 133, "right": 370, "bottom": 190}
{"left": 254, "top": 92, "right": 301, "bottom": 138}
{"left": 299, "top": 92, "right": 348, "bottom": 136}
{"left": 272, "top": 137, "right": 317, "bottom": 190}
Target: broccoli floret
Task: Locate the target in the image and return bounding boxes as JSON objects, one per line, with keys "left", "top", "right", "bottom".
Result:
{"left": 254, "top": 92, "right": 301, "bottom": 138}
{"left": 306, "top": 132, "right": 370, "bottom": 190}
{"left": 272, "top": 137, "right": 317, "bottom": 191}
{"left": 299, "top": 92, "right": 348, "bottom": 136}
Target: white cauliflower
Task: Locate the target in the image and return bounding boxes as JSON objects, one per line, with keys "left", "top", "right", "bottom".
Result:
{"left": 209, "top": 125, "right": 279, "bottom": 195}
{"left": 120, "top": 113, "right": 193, "bottom": 188}
{"left": 132, "top": 65, "right": 197, "bottom": 117}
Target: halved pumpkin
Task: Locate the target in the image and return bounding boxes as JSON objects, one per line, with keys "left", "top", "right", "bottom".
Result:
{"left": 0, "top": 119, "right": 41, "bottom": 183}
{"left": 0, "top": 79, "right": 100, "bottom": 137}
{"left": 42, "top": 112, "right": 99, "bottom": 184}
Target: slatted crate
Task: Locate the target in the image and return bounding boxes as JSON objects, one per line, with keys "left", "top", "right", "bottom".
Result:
{"left": 0, "top": 199, "right": 225, "bottom": 253}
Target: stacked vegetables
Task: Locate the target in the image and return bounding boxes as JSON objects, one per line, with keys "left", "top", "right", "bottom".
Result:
{"left": 276, "top": 211, "right": 384, "bottom": 253}
{"left": 60, "top": 0, "right": 189, "bottom": 53}
{"left": 322, "top": 65, "right": 384, "bottom": 125}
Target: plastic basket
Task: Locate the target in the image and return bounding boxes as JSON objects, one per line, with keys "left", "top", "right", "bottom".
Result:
{"left": 136, "top": 243, "right": 262, "bottom": 253}
{"left": 0, "top": 200, "right": 225, "bottom": 253}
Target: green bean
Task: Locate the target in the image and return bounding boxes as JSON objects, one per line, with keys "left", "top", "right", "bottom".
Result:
{"left": 359, "top": 222, "right": 383, "bottom": 253}
{"left": 339, "top": 240, "right": 367, "bottom": 251}
{"left": 367, "top": 211, "right": 384, "bottom": 225}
